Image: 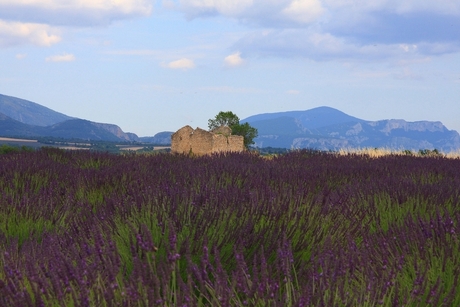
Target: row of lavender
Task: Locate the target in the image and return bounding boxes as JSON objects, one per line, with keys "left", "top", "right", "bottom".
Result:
{"left": 0, "top": 148, "right": 459, "bottom": 306}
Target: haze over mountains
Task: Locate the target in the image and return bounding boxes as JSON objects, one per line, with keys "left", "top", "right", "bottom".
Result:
{"left": 1, "top": 93, "right": 459, "bottom": 152}
{"left": 0, "top": 94, "right": 168, "bottom": 144}
{"left": 243, "top": 107, "right": 460, "bottom": 152}
{"left": 0, "top": 94, "right": 73, "bottom": 126}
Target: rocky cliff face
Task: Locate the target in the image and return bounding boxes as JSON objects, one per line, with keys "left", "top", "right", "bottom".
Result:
{"left": 244, "top": 108, "right": 460, "bottom": 152}
{"left": 93, "top": 122, "right": 139, "bottom": 142}
{"left": 370, "top": 120, "right": 446, "bottom": 134}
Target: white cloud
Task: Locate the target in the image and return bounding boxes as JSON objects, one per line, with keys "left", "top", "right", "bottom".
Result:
{"left": 322, "top": 0, "right": 460, "bottom": 16}
{"left": 0, "top": 0, "right": 153, "bottom": 26}
{"left": 0, "top": 0, "right": 152, "bottom": 12}
{"left": 165, "top": 58, "right": 195, "bottom": 70}
{"left": 177, "top": 0, "right": 325, "bottom": 25}
{"left": 177, "top": 0, "right": 460, "bottom": 24}
{"left": 286, "top": 89, "right": 300, "bottom": 94}
{"left": 232, "top": 8, "right": 460, "bottom": 62}
{"left": 0, "top": 20, "right": 61, "bottom": 47}
{"left": 46, "top": 53, "right": 76, "bottom": 62}
{"left": 234, "top": 29, "right": 449, "bottom": 62}
{"left": 0, "top": 0, "right": 153, "bottom": 49}
{"left": 399, "top": 44, "right": 417, "bottom": 53}
{"left": 224, "top": 51, "right": 244, "bottom": 67}
{"left": 175, "top": 0, "right": 460, "bottom": 62}
{"left": 281, "top": 0, "right": 324, "bottom": 24}
{"left": 15, "top": 53, "right": 27, "bottom": 59}
{"left": 178, "top": 0, "right": 254, "bottom": 17}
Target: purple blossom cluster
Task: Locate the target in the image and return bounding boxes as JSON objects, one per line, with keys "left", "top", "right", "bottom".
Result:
{"left": 0, "top": 148, "right": 459, "bottom": 306}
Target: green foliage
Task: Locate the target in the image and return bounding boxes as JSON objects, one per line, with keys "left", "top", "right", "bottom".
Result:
{"left": 418, "top": 148, "right": 441, "bottom": 156}
{"left": 0, "top": 205, "right": 68, "bottom": 247}
{"left": 0, "top": 144, "right": 20, "bottom": 154}
{"left": 254, "top": 146, "right": 290, "bottom": 155}
{"left": 0, "top": 144, "right": 34, "bottom": 154}
{"left": 208, "top": 111, "right": 258, "bottom": 148}
{"left": 208, "top": 111, "right": 240, "bottom": 130}
{"left": 402, "top": 149, "right": 414, "bottom": 156}
{"left": 89, "top": 142, "right": 121, "bottom": 153}
{"left": 230, "top": 122, "right": 258, "bottom": 148}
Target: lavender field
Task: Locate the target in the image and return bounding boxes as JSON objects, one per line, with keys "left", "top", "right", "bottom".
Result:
{"left": 0, "top": 148, "right": 459, "bottom": 306}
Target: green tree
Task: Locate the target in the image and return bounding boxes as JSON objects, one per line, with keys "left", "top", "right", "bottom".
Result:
{"left": 208, "top": 111, "right": 258, "bottom": 149}
{"left": 230, "top": 122, "right": 258, "bottom": 148}
{"left": 208, "top": 111, "right": 240, "bottom": 129}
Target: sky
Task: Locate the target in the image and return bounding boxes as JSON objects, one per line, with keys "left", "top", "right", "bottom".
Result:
{"left": 0, "top": 0, "right": 459, "bottom": 137}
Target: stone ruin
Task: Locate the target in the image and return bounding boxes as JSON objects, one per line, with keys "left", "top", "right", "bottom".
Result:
{"left": 171, "top": 125, "right": 245, "bottom": 155}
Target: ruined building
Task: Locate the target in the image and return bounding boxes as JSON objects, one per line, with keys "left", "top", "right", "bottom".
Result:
{"left": 171, "top": 125, "right": 245, "bottom": 155}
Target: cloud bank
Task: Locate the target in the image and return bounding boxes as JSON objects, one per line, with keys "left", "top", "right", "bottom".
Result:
{"left": 175, "top": 0, "right": 460, "bottom": 61}
{"left": 0, "top": 0, "right": 153, "bottom": 26}
{"left": 177, "top": 0, "right": 324, "bottom": 26}
{"left": 0, "top": 0, "right": 153, "bottom": 47}
{"left": 0, "top": 20, "right": 61, "bottom": 47}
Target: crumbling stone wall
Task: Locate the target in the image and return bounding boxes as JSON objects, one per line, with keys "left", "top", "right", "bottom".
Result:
{"left": 227, "top": 135, "right": 245, "bottom": 152}
{"left": 171, "top": 125, "right": 244, "bottom": 155}
{"left": 190, "top": 127, "right": 213, "bottom": 155}
{"left": 211, "top": 125, "right": 232, "bottom": 136}
{"left": 170, "top": 125, "right": 193, "bottom": 154}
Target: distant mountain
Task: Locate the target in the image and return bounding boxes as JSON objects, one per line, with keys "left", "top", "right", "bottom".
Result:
{"left": 3, "top": 92, "right": 458, "bottom": 151}
{"left": 0, "top": 93, "right": 141, "bottom": 142}
{"left": 0, "top": 113, "right": 140, "bottom": 142}
{"left": 242, "top": 107, "right": 460, "bottom": 152}
{"left": 243, "top": 107, "right": 365, "bottom": 130}
{"left": 0, "top": 112, "right": 44, "bottom": 137}
{"left": 46, "top": 119, "right": 136, "bottom": 142}
{"left": 90, "top": 122, "right": 139, "bottom": 142}
{"left": 0, "top": 94, "right": 73, "bottom": 126}
{"left": 140, "top": 132, "right": 174, "bottom": 145}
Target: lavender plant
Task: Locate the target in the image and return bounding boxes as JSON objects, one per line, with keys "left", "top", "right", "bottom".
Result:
{"left": 0, "top": 148, "right": 459, "bottom": 306}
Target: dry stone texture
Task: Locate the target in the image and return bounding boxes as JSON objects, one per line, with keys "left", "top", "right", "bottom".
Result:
{"left": 211, "top": 125, "right": 232, "bottom": 136}
{"left": 171, "top": 125, "right": 244, "bottom": 155}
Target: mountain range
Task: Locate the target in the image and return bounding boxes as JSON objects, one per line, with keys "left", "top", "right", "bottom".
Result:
{"left": 1, "top": 93, "right": 459, "bottom": 152}
{"left": 242, "top": 107, "right": 460, "bottom": 152}
{"left": 0, "top": 94, "right": 170, "bottom": 144}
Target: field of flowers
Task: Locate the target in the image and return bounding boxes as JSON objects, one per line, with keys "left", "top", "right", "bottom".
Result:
{"left": 0, "top": 148, "right": 459, "bottom": 306}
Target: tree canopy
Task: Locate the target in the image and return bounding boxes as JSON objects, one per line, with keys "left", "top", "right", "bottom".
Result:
{"left": 208, "top": 111, "right": 240, "bottom": 130}
{"left": 208, "top": 111, "right": 258, "bottom": 149}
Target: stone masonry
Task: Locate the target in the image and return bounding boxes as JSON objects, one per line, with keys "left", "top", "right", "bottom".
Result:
{"left": 171, "top": 125, "right": 244, "bottom": 155}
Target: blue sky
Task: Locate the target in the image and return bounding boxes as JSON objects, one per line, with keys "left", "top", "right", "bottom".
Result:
{"left": 1, "top": 0, "right": 459, "bottom": 137}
